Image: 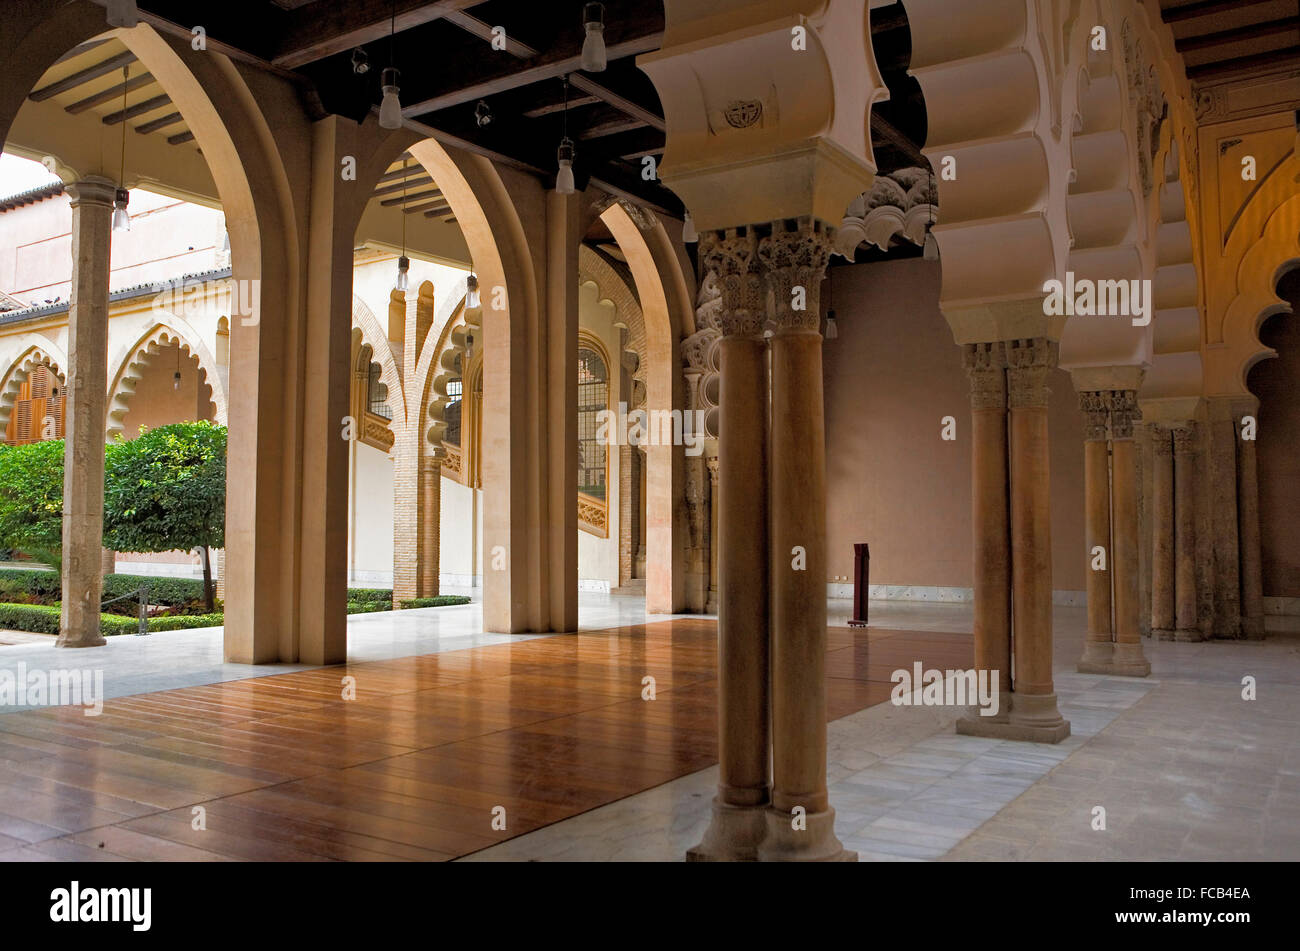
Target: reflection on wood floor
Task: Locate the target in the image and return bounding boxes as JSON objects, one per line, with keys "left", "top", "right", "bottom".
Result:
{"left": 0, "top": 619, "right": 972, "bottom": 861}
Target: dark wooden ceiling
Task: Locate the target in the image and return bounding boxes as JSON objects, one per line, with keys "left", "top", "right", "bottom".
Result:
{"left": 86, "top": 1, "right": 926, "bottom": 216}
{"left": 1159, "top": 0, "right": 1300, "bottom": 84}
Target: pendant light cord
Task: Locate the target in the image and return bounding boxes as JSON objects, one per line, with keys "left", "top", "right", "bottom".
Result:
{"left": 401, "top": 157, "right": 407, "bottom": 256}
{"left": 119, "top": 65, "right": 129, "bottom": 189}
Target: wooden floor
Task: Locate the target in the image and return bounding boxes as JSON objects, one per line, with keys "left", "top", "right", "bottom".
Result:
{"left": 0, "top": 619, "right": 972, "bottom": 861}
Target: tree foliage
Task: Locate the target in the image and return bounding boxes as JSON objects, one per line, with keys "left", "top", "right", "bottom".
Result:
{"left": 0, "top": 440, "right": 65, "bottom": 570}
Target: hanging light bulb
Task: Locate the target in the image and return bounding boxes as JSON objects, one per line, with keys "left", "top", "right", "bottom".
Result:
{"left": 173, "top": 371, "right": 182, "bottom": 390}
{"left": 581, "top": 3, "right": 607, "bottom": 72}
{"left": 681, "top": 211, "right": 698, "bottom": 244}
{"left": 825, "top": 310, "right": 838, "bottom": 340}
{"left": 220, "top": 230, "right": 230, "bottom": 253}
{"left": 112, "top": 188, "right": 131, "bottom": 232}
{"left": 106, "top": 0, "right": 139, "bottom": 28}
{"left": 556, "top": 138, "right": 576, "bottom": 194}
{"left": 465, "top": 272, "right": 480, "bottom": 309}
{"left": 394, "top": 254, "right": 410, "bottom": 292}
{"left": 923, "top": 229, "right": 939, "bottom": 261}
{"left": 379, "top": 67, "right": 403, "bottom": 129}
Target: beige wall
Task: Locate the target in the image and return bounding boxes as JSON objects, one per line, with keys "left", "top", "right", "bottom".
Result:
{"left": 824, "top": 258, "right": 1086, "bottom": 595}
{"left": 1248, "top": 270, "right": 1300, "bottom": 598}
{"left": 117, "top": 341, "right": 214, "bottom": 436}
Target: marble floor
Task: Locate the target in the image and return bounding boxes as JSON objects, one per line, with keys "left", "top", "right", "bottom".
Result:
{"left": 465, "top": 601, "right": 1300, "bottom": 862}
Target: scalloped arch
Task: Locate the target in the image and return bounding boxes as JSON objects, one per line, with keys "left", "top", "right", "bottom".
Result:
{"left": 106, "top": 322, "right": 227, "bottom": 440}
{"left": 0, "top": 342, "right": 68, "bottom": 442}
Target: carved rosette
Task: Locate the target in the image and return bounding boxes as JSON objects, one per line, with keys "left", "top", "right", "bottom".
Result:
{"left": 1078, "top": 391, "right": 1110, "bottom": 442}
{"left": 758, "top": 221, "right": 833, "bottom": 334}
{"left": 1108, "top": 390, "right": 1141, "bottom": 441}
{"left": 962, "top": 341, "right": 1006, "bottom": 411}
{"left": 1006, "top": 338, "right": 1058, "bottom": 410}
{"left": 1172, "top": 423, "right": 1197, "bottom": 455}
{"left": 701, "top": 231, "right": 765, "bottom": 337}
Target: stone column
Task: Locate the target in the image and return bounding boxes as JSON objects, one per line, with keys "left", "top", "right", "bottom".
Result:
{"left": 1173, "top": 424, "right": 1201, "bottom": 641}
{"left": 1108, "top": 391, "right": 1150, "bottom": 675}
{"left": 957, "top": 342, "right": 1012, "bottom": 730}
{"left": 100, "top": 549, "right": 116, "bottom": 576}
{"left": 688, "top": 230, "right": 770, "bottom": 862}
{"left": 758, "top": 220, "right": 852, "bottom": 861}
{"left": 1076, "top": 391, "right": 1113, "bottom": 672}
{"left": 706, "top": 455, "right": 719, "bottom": 614}
{"left": 1004, "top": 338, "right": 1069, "bottom": 742}
{"left": 1150, "top": 426, "right": 1175, "bottom": 638}
{"left": 1236, "top": 411, "right": 1264, "bottom": 639}
{"left": 419, "top": 451, "right": 443, "bottom": 597}
{"left": 56, "top": 178, "right": 116, "bottom": 649}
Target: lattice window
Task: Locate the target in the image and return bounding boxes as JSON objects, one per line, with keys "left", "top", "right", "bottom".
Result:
{"left": 578, "top": 347, "right": 608, "bottom": 501}
{"left": 367, "top": 361, "right": 391, "bottom": 420}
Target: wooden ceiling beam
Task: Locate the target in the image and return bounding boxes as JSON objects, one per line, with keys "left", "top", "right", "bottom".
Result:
{"left": 134, "top": 111, "right": 184, "bottom": 135}
{"left": 66, "top": 73, "right": 154, "bottom": 114}
{"left": 871, "top": 112, "right": 926, "bottom": 167}
{"left": 380, "top": 187, "right": 443, "bottom": 207}
{"left": 1162, "top": 0, "right": 1278, "bottom": 23}
{"left": 567, "top": 73, "right": 666, "bottom": 132}
{"left": 1186, "top": 43, "right": 1300, "bottom": 79}
{"left": 30, "top": 51, "right": 136, "bottom": 102}
{"left": 273, "top": 0, "right": 487, "bottom": 69}
{"left": 102, "top": 94, "right": 172, "bottom": 125}
{"left": 523, "top": 94, "right": 601, "bottom": 118}
{"left": 372, "top": 174, "right": 434, "bottom": 197}
{"left": 1175, "top": 16, "right": 1300, "bottom": 53}
{"left": 443, "top": 10, "right": 539, "bottom": 58}
{"left": 579, "top": 117, "right": 649, "bottom": 140}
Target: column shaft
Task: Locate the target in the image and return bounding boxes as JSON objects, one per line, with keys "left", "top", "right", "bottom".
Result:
{"left": 1173, "top": 425, "right": 1200, "bottom": 640}
{"left": 1150, "top": 427, "right": 1175, "bottom": 637}
{"left": 419, "top": 456, "right": 443, "bottom": 597}
{"left": 57, "top": 178, "right": 117, "bottom": 649}
{"left": 706, "top": 456, "right": 719, "bottom": 614}
{"left": 1236, "top": 417, "right": 1264, "bottom": 639}
{"left": 1078, "top": 392, "right": 1113, "bottom": 671}
{"left": 1109, "top": 391, "right": 1149, "bottom": 674}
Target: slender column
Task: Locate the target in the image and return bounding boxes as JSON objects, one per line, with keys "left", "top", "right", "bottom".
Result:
{"left": 1236, "top": 411, "right": 1264, "bottom": 639}
{"left": 1173, "top": 424, "right": 1201, "bottom": 641}
{"left": 1108, "top": 391, "right": 1150, "bottom": 675}
{"left": 706, "top": 455, "right": 719, "bottom": 614}
{"left": 1077, "top": 391, "right": 1113, "bottom": 672}
{"left": 56, "top": 177, "right": 116, "bottom": 649}
{"left": 957, "top": 342, "right": 1012, "bottom": 730}
{"left": 419, "top": 452, "right": 443, "bottom": 597}
{"left": 758, "top": 220, "right": 852, "bottom": 861}
{"left": 1004, "top": 338, "right": 1069, "bottom": 741}
{"left": 100, "top": 549, "right": 116, "bottom": 576}
{"left": 687, "top": 231, "right": 770, "bottom": 861}
{"left": 1150, "top": 426, "right": 1175, "bottom": 638}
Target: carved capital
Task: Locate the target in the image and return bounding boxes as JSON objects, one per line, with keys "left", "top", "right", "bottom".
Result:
{"left": 758, "top": 221, "right": 833, "bottom": 334}
{"left": 701, "top": 231, "right": 765, "bottom": 337}
{"left": 1078, "top": 391, "right": 1110, "bottom": 442}
{"left": 1151, "top": 424, "right": 1173, "bottom": 457}
{"left": 1005, "top": 338, "right": 1058, "bottom": 410}
{"left": 962, "top": 341, "right": 1006, "bottom": 411}
{"left": 1172, "top": 423, "right": 1197, "bottom": 455}
{"left": 1108, "top": 390, "right": 1141, "bottom": 440}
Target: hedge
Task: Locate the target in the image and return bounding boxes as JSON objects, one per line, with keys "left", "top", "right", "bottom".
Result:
{"left": 347, "top": 587, "right": 393, "bottom": 604}
{"left": 0, "top": 568, "right": 207, "bottom": 607}
{"left": 400, "top": 596, "right": 472, "bottom": 609}
{"left": 0, "top": 603, "right": 224, "bottom": 636}
{"left": 346, "top": 600, "right": 391, "bottom": 614}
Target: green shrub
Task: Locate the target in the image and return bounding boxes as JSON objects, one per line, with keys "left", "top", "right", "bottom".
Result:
{"left": 0, "top": 603, "right": 62, "bottom": 634}
{"left": 0, "top": 602, "right": 225, "bottom": 636}
{"left": 145, "top": 613, "right": 223, "bottom": 632}
{"left": 0, "top": 568, "right": 61, "bottom": 601}
{"left": 399, "top": 596, "right": 472, "bottom": 609}
{"left": 103, "top": 574, "right": 205, "bottom": 607}
{"left": 346, "top": 600, "right": 392, "bottom": 614}
{"left": 346, "top": 587, "right": 393, "bottom": 604}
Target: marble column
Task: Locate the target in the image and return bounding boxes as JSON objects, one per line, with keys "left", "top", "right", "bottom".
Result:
{"left": 687, "top": 231, "right": 770, "bottom": 861}
{"left": 1004, "top": 338, "right": 1069, "bottom": 742}
{"left": 1150, "top": 426, "right": 1175, "bottom": 639}
{"left": 706, "top": 456, "right": 719, "bottom": 615}
{"left": 56, "top": 178, "right": 116, "bottom": 649}
{"left": 1076, "top": 391, "right": 1113, "bottom": 672}
{"left": 1108, "top": 391, "right": 1150, "bottom": 675}
{"left": 1236, "top": 414, "right": 1264, "bottom": 640}
{"left": 758, "top": 220, "right": 852, "bottom": 861}
{"left": 419, "top": 451, "right": 443, "bottom": 597}
{"left": 956, "top": 342, "right": 1012, "bottom": 730}
{"left": 1172, "top": 424, "right": 1201, "bottom": 641}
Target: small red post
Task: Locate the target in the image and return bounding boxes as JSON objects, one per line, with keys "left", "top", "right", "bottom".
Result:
{"left": 849, "top": 543, "right": 869, "bottom": 627}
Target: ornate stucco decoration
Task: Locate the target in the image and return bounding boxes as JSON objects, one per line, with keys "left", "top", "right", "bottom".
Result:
{"left": 1122, "top": 19, "right": 1167, "bottom": 199}
{"left": 835, "top": 166, "right": 938, "bottom": 257}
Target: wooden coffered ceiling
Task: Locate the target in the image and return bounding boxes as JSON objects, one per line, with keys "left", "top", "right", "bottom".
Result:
{"left": 1160, "top": 0, "right": 1300, "bottom": 85}
{"left": 68, "top": 1, "right": 927, "bottom": 217}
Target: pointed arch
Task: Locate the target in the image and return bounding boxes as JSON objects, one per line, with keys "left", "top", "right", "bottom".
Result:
{"left": 106, "top": 319, "right": 227, "bottom": 439}
{"left": 0, "top": 341, "right": 69, "bottom": 443}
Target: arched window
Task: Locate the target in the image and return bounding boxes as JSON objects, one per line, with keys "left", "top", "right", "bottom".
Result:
{"left": 578, "top": 346, "right": 609, "bottom": 501}
{"left": 444, "top": 352, "right": 464, "bottom": 446}
{"left": 367, "top": 360, "right": 391, "bottom": 420}
{"left": 4, "top": 364, "right": 64, "bottom": 445}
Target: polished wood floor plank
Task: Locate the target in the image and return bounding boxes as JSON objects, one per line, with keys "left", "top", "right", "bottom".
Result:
{"left": 0, "top": 619, "right": 972, "bottom": 861}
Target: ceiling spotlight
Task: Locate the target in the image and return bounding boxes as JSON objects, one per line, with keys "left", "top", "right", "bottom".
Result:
{"left": 105, "top": 0, "right": 139, "bottom": 28}
{"left": 581, "top": 2, "right": 607, "bottom": 72}
{"left": 351, "top": 47, "right": 370, "bottom": 74}
{"left": 379, "top": 67, "right": 403, "bottom": 129}
{"left": 475, "top": 100, "right": 492, "bottom": 128}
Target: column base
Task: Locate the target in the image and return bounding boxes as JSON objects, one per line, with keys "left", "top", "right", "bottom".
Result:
{"left": 54, "top": 632, "right": 107, "bottom": 648}
{"left": 685, "top": 797, "right": 768, "bottom": 862}
{"left": 1108, "top": 642, "right": 1151, "bottom": 676}
{"left": 1241, "top": 616, "right": 1265, "bottom": 640}
{"left": 755, "top": 806, "right": 856, "bottom": 862}
{"left": 1076, "top": 639, "right": 1114, "bottom": 673}
{"left": 959, "top": 692, "right": 1070, "bottom": 743}
{"left": 1174, "top": 628, "right": 1204, "bottom": 642}
{"left": 1152, "top": 628, "right": 1177, "bottom": 641}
